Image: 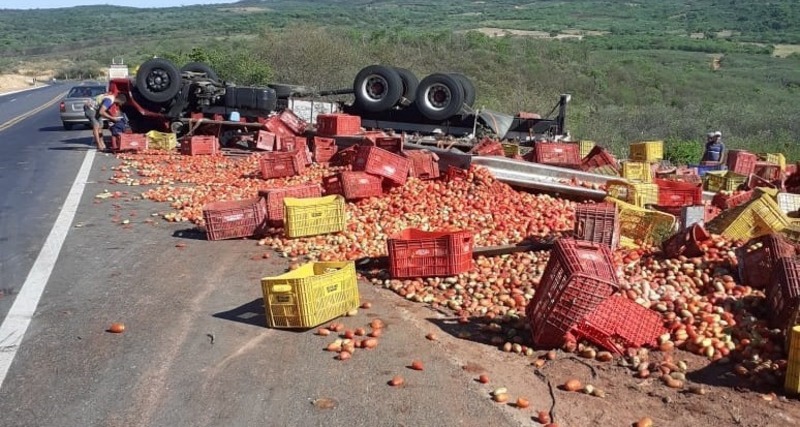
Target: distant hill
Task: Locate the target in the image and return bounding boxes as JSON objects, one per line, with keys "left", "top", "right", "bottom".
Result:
{"left": 0, "top": 0, "right": 798, "bottom": 59}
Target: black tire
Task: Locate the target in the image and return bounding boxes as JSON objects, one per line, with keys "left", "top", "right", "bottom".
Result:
{"left": 352, "top": 65, "right": 403, "bottom": 113}
{"left": 62, "top": 122, "right": 73, "bottom": 130}
{"left": 180, "top": 62, "right": 219, "bottom": 81}
{"left": 415, "top": 73, "right": 466, "bottom": 121}
{"left": 136, "top": 58, "right": 181, "bottom": 104}
{"left": 450, "top": 73, "right": 476, "bottom": 107}
{"left": 268, "top": 84, "right": 314, "bottom": 98}
{"left": 394, "top": 67, "right": 419, "bottom": 106}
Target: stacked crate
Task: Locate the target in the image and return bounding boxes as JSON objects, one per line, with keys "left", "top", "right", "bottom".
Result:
{"left": 525, "top": 239, "right": 619, "bottom": 348}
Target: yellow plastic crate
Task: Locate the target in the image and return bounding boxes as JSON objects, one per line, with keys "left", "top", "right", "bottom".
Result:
{"left": 786, "top": 326, "right": 800, "bottom": 394}
{"left": 605, "top": 180, "right": 657, "bottom": 207}
{"left": 146, "top": 130, "right": 178, "bottom": 150}
{"left": 606, "top": 180, "right": 633, "bottom": 201}
{"left": 261, "top": 261, "right": 359, "bottom": 328}
{"left": 502, "top": 142, "right": 521, "bottom": 157}
{"left": 707, "top": 194, "right": 790, "bottom": 241}
{"left": 703, "top": 170, "right": 747, "bottom": 192}
{"left": 586, "top": 165, "right": 620, "bottom": 177}
{"left": 606, "top": 197, "right": 676, "bottom": 248}
{"left": 755, "top": 187, "right": 780, "bottom": 199}
{"left": 629, "top": 140, "right": 664, "bottom": 162}
{"left": 630, "top": 182, "right": 659, "bottom": 207}
{"left": 763, "top": 153, "right": 787, "bottom": 172}
{"left": 622, "top": 161, "right": 653, "bottom": 183}
{"left": 284, "top": 195, "right": 346, "bottom": 238}
{"left": 579, "top": 140, "right": 595, "bottom": 159}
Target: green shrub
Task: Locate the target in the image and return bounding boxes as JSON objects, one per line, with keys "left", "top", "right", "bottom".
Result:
{"left": 664, "top": 139, "right": 705, "bottom": 166}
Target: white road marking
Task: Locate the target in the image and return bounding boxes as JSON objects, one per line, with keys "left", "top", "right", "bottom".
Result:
{"left": 0, "top": 149, "right": 95, "bottom": 389}
{"left": 9, "top": 98, "right": 16, "bottom": 103}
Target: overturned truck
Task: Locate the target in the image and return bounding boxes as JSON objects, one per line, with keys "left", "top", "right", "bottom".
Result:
{"left": 110, "top": 58, "right": 569, "bottom": 145}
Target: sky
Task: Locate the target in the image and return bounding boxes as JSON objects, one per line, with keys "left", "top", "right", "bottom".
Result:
{"left": 1, "top": 0, "right": 239, "bottom": 9}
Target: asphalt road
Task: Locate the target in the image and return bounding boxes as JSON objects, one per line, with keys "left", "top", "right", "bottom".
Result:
{"left": 0, "top": 88, "right": 532, "bottom": 427}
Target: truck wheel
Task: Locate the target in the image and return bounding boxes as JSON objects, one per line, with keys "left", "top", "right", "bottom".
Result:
{"left": 136, "top": 58, "right": 181, "bottom": 104}
{"left": 180, "top": 62, "right": 219, "bottom": 81}
{"left": 450, "top": 73, "right": 476, "bottom": 108}
{"left": 353, "top": 65, "right": 403, "bottom": 113}
{"left": 415, "top": 73, "right": 465, "bottom": 121}
{"left": 394, "top": 67, "right": 419, "bottom": 107}
{"left": 268, "top": 84, "right": 314, "bottom": 98}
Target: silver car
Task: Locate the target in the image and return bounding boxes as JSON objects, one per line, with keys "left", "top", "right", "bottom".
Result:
{"left": 59, "top": 84, "right": 108, "bottom": 130}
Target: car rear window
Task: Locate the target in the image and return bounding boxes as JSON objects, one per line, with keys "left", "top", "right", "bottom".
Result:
{"left": 67, "top": 86, "right": 106, "bottom": 98}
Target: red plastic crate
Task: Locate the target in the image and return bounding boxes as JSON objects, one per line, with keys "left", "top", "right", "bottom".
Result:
{"left": 202, "top": 197, "right": 267, "bottom": 241}
{"left": 282, "top": 136, "right": 311, "bottom": 165}
{"left": 531, "top": 142, "right": 581, "bottom": 167}
{"left": 316, "top": 114, "right": 361, "bottom": 136}
{"left": 386, "top": 229, "right": 474, "bottom": 279}
{"left": 580, "top": 146, "right": 619, "bottom": 173}
{"left": 572, "top": 296, "right": 666, "bottom": 353}
{"left": 278, "top": 109, "right": 308, "bottom": 135}
{"left": 573, "top": 203, "right": 620, "bottom": 249}
{"left": 712, "top": 190, "right": 754, "bottom": 210}
{"left": 726, "top": 150, "right": 757, "bottom": 176}
{"left": 322, "top": 171, "right": 384, "bottom": 200}
{"left": 265, "top": 115, "right": 296, "bottom": 140}
{"left": 314, "top": 146, "right": 338, "bottom": 164}
{"left": 362, "top": 131, "right": 385, "bottom": 144}
{"left": 313, "top": 136, "right": 336, "bottom": 150}
{"left": 259, "top": 150, "right": 306, "bottom": 179}
{"left": 256, "top": 130, "right": 280, "bottom": 151}
{"left": 470, "top": 138, "right": 505, "bottom": 156}
{"left": 662, "top": 223, "right": 709, "bottom": 258}
{"left": 369, "top": 136, "right": 403, "bottom": 154}
{"left": 736, "top": 234, "right": 796, "bottom": 290}
{"left": 404, "top": 151, "right": 440, "bottom": 180}
{"left": 525, "top": 239, "right": 618, "bottom": 348}
{"left": 329, "top": 145, "right": 358, "bottom": 167}
{"left": 746, "top": 173, "right": 778, "bottom": 190}
{"left": 115, "top": 133, "right": 148, "bottom": 151}
{"left": 755, "top": 162, "right": 782, "bottom": 181}
{"left": 181, "top": 135, "right": 217, "bottom": 155}
{"left": 352, "top": 145, "right": 410, "bottom": 186}
{"left": 655, "top": 179, "right": 703, "bottom": 206}
{"left": 444, "top": 165, "right": 469, "bottom": 182}
{"left": 767, "top": 256, "right": 800, "bottom": 329}
{"left": 258, "top": 183, "right": 322, "bottom": 224}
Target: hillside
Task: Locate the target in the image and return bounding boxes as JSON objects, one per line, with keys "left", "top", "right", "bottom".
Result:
{"left": 0, "top": 0, "right": 798, "bottom": 160}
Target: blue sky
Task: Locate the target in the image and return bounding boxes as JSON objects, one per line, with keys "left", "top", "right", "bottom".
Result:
{"left": 2, "top": 0, "right": 239, "bottom": 9}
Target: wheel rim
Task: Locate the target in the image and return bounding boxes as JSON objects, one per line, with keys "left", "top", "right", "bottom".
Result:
{"left": 146, "top": 68, "right": 172, "bottom": 93}
{"left": 361, "top": 74, "right": 389, "bottom": 102}
{"left": 423, "top": 83, "right": 452, "bottom": 112}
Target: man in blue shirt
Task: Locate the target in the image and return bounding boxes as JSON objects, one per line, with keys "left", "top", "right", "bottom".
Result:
{"left": 701, "top": 131, "right": 724, "bottom": 163}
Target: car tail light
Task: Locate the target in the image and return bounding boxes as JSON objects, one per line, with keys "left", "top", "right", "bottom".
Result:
{"left": 59, "top": 101, "right": 65, "bottom": 112}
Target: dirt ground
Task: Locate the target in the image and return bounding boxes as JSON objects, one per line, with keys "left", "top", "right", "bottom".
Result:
{"left": 396, "top": 290, "right": 800, "bottom": 427}
{"left": 0, "top": 74, "right": 39, "bottom": 94}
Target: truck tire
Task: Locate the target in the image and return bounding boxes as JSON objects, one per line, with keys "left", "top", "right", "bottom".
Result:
{"left": 62, "top": 122, "right": 73, "bottom": 130}
{"left": 136, "top": 58, "right": 181, "bottom": 104}
{"left": 268, "top": 84, "right": 314, "bottom": 98}
{"left": 180, "top": 62, "right": 219, "bottom": 81}
{"left": 450, "top": 73, "right": 476, "bottom": 108}
{"left": 353, "top": 65, "right": 403, "bottom": 113}
{"left": 394, "top": 67, "right": 419, "bottom": 107}
{"left": 415, "top": 73, "right": 465, "bottom": 121}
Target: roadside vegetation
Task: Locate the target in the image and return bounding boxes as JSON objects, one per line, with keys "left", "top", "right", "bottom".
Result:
{"left": 1, "top": 0, "right": 798, "bottom": 160}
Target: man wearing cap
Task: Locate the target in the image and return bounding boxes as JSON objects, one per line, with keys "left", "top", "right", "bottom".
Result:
{"left": 701, "top": 131, "right": 725, "bottom": 163}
